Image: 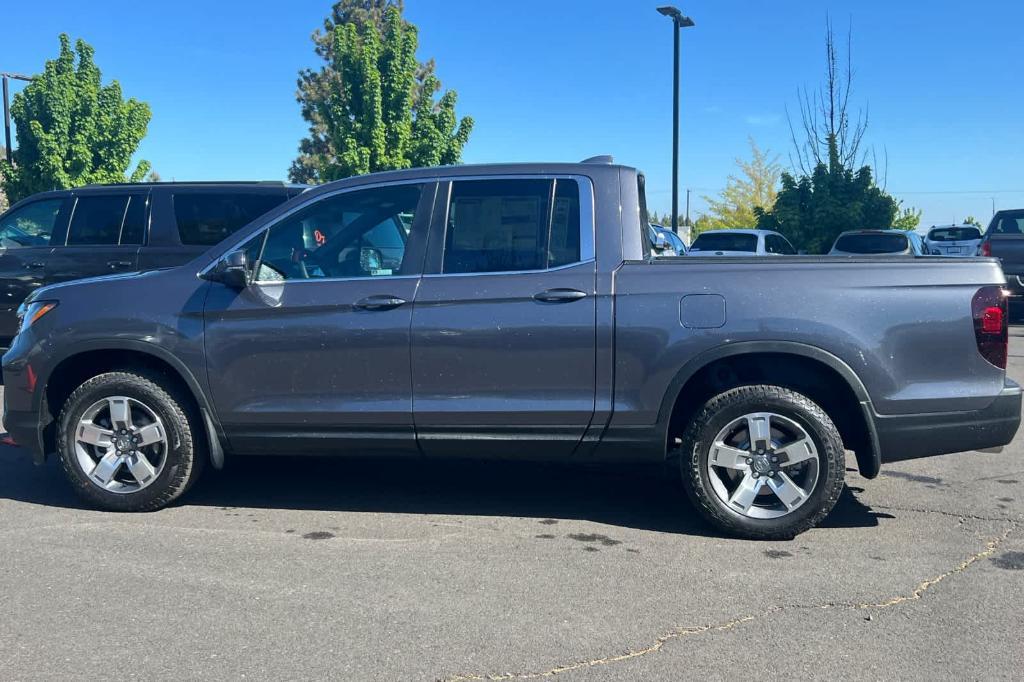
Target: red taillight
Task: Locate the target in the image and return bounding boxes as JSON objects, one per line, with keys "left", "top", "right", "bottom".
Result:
{"left": 972, "top": 286, "right": 1008, "bottom": 368}
{"left": 982, "top": 306, "right": 1003, "bottom": 334}
{"left": 980, "top": 241, "right": 992, "bottom": 257}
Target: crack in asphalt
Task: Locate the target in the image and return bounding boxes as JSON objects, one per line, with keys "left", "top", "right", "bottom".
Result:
{"left": 441, "top": 524, "right": 1016, "bottom": 681}
{"left": 872, "top": 504, "right": 1022, "bottom": 523}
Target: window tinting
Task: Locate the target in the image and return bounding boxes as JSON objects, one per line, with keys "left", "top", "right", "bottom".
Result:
{"left": 833, "top": 233, "right": 908, "bottom": 254}
{"left": 67, "top": 196, "right": 129, "bottom": 245}
{"left": 443, "top": 179, "right": 581, "bottom": 274}
{"left": 174, "top": 193, "right": 290, "bottom": 246}
{"left": 256, "top": 184, "right": 422, "bottom": 282}
{"left": 0, "top": 199, "right": 62, "bottom": 248}
{"left": 928, "top": 227, "right": 981, "bottom": 242}
{"left": 119, "top": 195, "right": 147, "bottom": 245}
{"left": 690, "top": 232, "right": 758, "bottom": 252}
{"left": 994, "top": 213, "right": 1024, "bottom": 235}
{"left": 766, "top": 234, "right": 796, "bottom": 255}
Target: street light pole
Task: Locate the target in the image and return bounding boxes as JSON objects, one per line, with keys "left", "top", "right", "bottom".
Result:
{"left": 2, "top": 72, "right": 34, "bottom": 165}
{"left": 656, "top": 7, "right": 694, "bottom": 235}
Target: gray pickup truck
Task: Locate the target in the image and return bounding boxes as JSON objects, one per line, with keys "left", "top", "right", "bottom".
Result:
{"left": 2, "top": 160, "right": 1020, "bottom": 538}
{"left": 979, "top": 209, "right": 1024, "bottom": 296}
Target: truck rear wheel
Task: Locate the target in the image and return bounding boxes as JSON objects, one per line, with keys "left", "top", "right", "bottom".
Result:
{"left": 56, "top": 371, "right": 203, "bottom": 512}
{"left": 680, "top": 385, "right": 845, "bottom": 539}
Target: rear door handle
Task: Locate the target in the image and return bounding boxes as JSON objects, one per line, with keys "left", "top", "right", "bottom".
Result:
{"left": 353, "top": 295, "right": 407, "bottom": 311}
{"left": 107, "top": 260, "right": 133, "bottom": 269}
{"left": 533, "top": 288, "right": 587, "bottom": 303}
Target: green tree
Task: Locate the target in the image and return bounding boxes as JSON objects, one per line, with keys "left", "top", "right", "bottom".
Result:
{"left": 699, "top": 138, "right": 782, "bottom": 231}
{"left": 290, "top": 1, "right": 473, "bottom": 183}
{"left": 756, "top": 140, "right": 899, "bottom": 253}
{"left": 0, "top": 35, "right": 151, "bottom": 204}
{"left": 963, "top": 215, "right": 982, "bottom": 228}
{"left": 892, "top": 205, "right": 922, "bottom": 231}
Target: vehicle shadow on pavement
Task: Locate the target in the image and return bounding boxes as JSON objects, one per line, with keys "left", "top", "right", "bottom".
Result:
{"left": 0, "top": 448, "right": 894, "bottom": 538}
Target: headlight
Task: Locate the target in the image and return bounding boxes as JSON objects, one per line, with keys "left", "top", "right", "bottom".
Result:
{"left": 16, "top": 300, "right": 58, "bottom": 332}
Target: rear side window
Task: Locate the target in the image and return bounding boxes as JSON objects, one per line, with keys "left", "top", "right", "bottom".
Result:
{"left": 67, "top": 195, "right": 148, "bottom": 246}
{"left": 690, "top": 232, "right": 758, "bottom": 252}
{"left": 0, "top": 198, "right": 62, "bottom": 247}
{"left": 174, "top": 192, "right": 289, "bottom": 246}
{"left": 834, "top": 233, "right": 908, "bottom": 254}
{"left": 443, "top": 179, "right": 581, "bottom": 274}
{"left": 67, "top": 196, "right": 128, "bottom": 245}
{"left": 765, "top": 234, "right": 796, "bottom": 254}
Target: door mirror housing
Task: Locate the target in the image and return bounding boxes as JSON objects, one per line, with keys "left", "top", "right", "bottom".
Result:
{"left": 203, "top": 250, "right": 250, "bottom": 289}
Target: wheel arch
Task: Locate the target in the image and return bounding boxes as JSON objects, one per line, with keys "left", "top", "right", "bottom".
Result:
{"left": 38, "top": 340, "right": 223, "bottom": 466}
{"left": 659, "top": 341, "right": 881, "bottom": 478}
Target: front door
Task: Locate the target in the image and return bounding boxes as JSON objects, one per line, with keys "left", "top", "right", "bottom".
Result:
{"left": 44, "top": 192, "right": 146, "bottom": 285}
{"left": 411, "top": 177, "right": 597, "bottom": 458}
{"left": 203, "top": 182, "right": 435, "bottom": 457}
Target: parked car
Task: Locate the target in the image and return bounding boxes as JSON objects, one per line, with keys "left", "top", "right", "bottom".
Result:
{"left": 923, "top": 224, "right": 983, "bottom": 257}
{"left": 0, "top": 182, "right": 304, "bottom": 349}
{"left": 649, "top": 224, "right": 687, "bottom": 256}
{"left": 3, "top": 160, "right": 1019, "bottom": 539}
{"left": 828, "top": 229, "right": 926, "bottom": 256}
{"left": 978, "top": 210, "right": 1024, "bottom": 296}
{"left": 687, "top": 229, "right": 796, "bottom": 256}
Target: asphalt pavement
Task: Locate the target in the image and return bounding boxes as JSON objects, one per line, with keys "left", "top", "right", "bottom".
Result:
{"left": 1, "top": 334, "right": 1022, "bottom": 681}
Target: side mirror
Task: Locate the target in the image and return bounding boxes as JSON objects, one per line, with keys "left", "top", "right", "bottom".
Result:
{"left": 203, "top": 250, "right": 250, "bottom": 289}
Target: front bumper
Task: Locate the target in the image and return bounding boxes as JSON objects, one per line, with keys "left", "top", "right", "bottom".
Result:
{"left": 2, "top": 333, "right": 48, "bottom": 464}
{"left": 875, "top": 381, "right": 1022, "bottom": 463}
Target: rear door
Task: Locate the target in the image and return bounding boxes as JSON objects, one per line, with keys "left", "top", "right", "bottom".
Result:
{"left": 44, "top": 191, "right": 146, "bottom": 285}
{"left": 0, "top": 196, "right": 70, "bottom": 343}
{"left": 411, "top": 176, "right": 597, "bottom": 458}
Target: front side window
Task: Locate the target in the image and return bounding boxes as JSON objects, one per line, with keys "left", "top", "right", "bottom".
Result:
{"left": 174, "top": 192, "right": 290, "bottom": 246}
{"left": 443, "top": 179, "right": 581, "bottom": 274}
{"left": 67, "top": 196, "right": 130, "bottom": 245}
{"left": 0, "top": 198, "right": 62, "bottom": 248}
{"left": 255, "top": 184, "right": 422, "bottom": 282}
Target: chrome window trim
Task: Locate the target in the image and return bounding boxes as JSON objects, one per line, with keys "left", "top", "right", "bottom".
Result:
{"left": 198, "top": 173, "right": 597, "bottom": 282}
{"left": 421, "top": 258, "right": 596, "bottom": 279}
{"left": 437, "top": 174, "right": 595, "bottom": 275}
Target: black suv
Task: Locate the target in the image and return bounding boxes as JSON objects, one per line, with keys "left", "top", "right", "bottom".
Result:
{"left": 0, "top": 182, "right": 304, "bottom": 347}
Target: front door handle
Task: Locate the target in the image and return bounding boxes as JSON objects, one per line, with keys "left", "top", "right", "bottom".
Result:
{"left": 107, "top": 260, "right": 133, "bottom": 269}
{"left": 533, "top": 288, "right": 587, "bottom": 303}
{"left": 353, "top": 295, "right": 407, "bottom": 311}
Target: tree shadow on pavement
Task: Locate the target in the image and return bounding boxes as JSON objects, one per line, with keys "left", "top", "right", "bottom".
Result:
{"left": 1, "top": 445, "right": 895, "bottom": 538}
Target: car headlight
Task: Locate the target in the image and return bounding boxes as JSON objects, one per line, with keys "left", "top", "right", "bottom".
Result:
{"left": 16, "top": 300, "right": 58, "bottom": 332}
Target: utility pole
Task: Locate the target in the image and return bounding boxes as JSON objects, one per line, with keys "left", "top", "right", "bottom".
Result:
{"left": 2, "top": 72, "right": 34, "bottom": 165}
{"left": 684, "top": 188, "right": 691, "bottom": 229}
{"left": 656, "top": 7, "right": 695, "bottom": 236}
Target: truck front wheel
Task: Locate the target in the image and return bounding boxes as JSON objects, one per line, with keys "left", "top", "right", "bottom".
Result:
{"left": 56, "top": 371, "right": 203, "bottom": 512}
{"left": 680, "top": 385, "right": 845, "bottom": 539}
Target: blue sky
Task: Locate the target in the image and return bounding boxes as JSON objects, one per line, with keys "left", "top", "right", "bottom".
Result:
{"left": 3, "top": 0, "right": 1022, "bottom": 227}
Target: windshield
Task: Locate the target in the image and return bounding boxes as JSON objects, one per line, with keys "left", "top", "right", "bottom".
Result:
{"left": 834, "top": 233, "right": 908, "bottom": 254}
{"left": 928, "top": 227, "right": 981, "bottom": 242}
{"left": 690, "top": 232, "right": 758, "bottom": 252}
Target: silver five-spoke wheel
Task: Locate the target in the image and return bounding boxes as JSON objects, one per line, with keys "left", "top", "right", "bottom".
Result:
{"left": 706, "top": 412, "right": 820, "bottom": 519}
{"left": 74, "top": 396, "right": 167, "bottom": 494}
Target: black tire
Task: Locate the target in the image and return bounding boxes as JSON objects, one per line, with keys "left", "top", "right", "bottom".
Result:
{"left": 57, "top": 371, "right": 203, "bottom": 512}
{"left": 680, "top": 385, "right": 845, "bottom": 540}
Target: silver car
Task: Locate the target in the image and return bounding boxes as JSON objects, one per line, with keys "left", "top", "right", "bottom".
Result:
{"left": 829, "top": 230, "right": 926, "bottom": 256}
{"left": 687, "top": 229, "right": 796, "bottom": 256}
{"left": 923, "top": 224, "right": 983, "bottom": 257}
